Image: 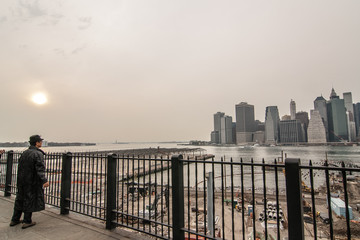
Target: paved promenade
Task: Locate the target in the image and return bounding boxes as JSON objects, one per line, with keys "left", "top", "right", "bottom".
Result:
{"left": 0, "top": 196, "right": 152, "bottom": 240}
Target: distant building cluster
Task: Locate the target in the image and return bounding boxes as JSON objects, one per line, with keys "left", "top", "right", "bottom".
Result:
{"left": 210, "top": 88, "right": 360, "bottom": 145}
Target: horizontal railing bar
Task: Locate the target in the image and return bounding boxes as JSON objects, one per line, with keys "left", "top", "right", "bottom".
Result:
{"left": 113, "top": 210, "right": 172, "bottom": 228}
{"left": 182, "top": 159, "right": 360, "bottom": 171}
{"left": 44, "top": 194, "right": 61, "bottom": 200}
{"left": 69, "top": 200, "right": 105, "bottom": 210}
{"left": 300, "top": 165, "right": 360, "bottom": 172}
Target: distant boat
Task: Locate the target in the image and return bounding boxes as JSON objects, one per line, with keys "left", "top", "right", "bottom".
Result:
{"left": 114, "top": 140, "right": 128, "bottom": 144}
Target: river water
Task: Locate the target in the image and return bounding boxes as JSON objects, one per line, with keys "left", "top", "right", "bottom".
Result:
{"left": 4, "top": 142, "right": 360, "bottom": 163}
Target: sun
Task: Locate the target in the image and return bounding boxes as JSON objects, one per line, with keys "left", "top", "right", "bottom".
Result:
{"left": 32, "top": 93, "right": 48, "bottom": 105}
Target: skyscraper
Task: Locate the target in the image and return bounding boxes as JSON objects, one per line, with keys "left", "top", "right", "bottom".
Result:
{"left": 265, "top": 106, "right": 280, "bottom": 144}
{"left": 211, "top": 112, "right": 224, "bottom": 144}
{"left": 296, "top": 111, "right": 309, "bottom": 142}
{"left": 327, "top": 89, "right": 348, "bottom": 142}
{"left": 290, "top": 100, "right": 296, "bottom": 120}
{"left": 343, "top": 92, "right": 354, "bottom": 120}
{"left": 279, "top": 120, "right": 305, "bottom": 143}
{"left": 343, "top": 92, "right": 356, "bottom": 141}
{"left": 355, "top": 103, "right": 360, "bottom": 138}
{"left": 220, "top": 115, "right": 233, "bottom": 144}
{"left": 235, "top": 102, "right": 255, "bottom": 143}
{"left": 211, "top": 112, "right": 233, "bottom": 144}
{"left": 330, "top": 88, "right": 339, "bottom": 100}
{"left": 347, "top": 112, "right": 357, "bottom": 142}
{"left": 314, "top": 96, "right": 329, "bottom": 141}
{"left": 307, "top": 110, "right": 327, "bottom": 144}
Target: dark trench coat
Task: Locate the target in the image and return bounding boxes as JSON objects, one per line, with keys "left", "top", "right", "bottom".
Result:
{"left": 14, "top": 146, "right": 48, "bottom": 212}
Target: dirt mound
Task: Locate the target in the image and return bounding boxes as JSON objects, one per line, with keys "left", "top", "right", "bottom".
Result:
{"left": 333, "top": 221, "right": 360, "bottom": 237}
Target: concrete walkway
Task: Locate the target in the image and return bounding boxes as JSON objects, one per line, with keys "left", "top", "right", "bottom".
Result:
{"left": 0, "top": 196, "right": 152, "bottom": 240}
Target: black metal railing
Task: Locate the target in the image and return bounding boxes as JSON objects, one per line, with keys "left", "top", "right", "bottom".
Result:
{"left": 1, "top": 150, "right": 359, "bottom": 240}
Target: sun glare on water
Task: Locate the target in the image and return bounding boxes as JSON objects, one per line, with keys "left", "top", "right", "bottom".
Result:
{"left": 32, "top": 93, "right": 47, "bottom": 105}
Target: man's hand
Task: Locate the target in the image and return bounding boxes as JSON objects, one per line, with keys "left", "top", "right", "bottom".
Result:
{"left": 43, "top": 182, "right": 50, "bottom": 188}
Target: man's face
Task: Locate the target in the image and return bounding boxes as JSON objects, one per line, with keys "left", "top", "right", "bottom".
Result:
{"left": 36, "top": 140, "right": 43, "bottom": 148}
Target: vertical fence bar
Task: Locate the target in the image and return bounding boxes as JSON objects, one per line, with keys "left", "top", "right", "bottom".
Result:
{"left": 137, "top": 156, "right": 141, "bottom": 231}
{"left": 195, "top": 156, "right": 198, "bottom": 239}
{"left": 203, "top": 157, "right": 207, "bottom": 237}
{"left": 106, "top": 153, "right": 117, "bottom": 230}
{"left": 324, "top": 160, "right": 334, "bottom": 239}
{"left": 251, "top": 158, "right": 256, "bottom": 240}
{"left": 221, "top": 157, "right": 225, "bottom": 240}
{"left": 167, "top": 156, "right": 171, "bottom": 238}
{"left": 95, "top": 156, "right": 99, "bottom": 218}
{"left": 274, "top": 159, "right": 281, "bottom": 240}
{"left": 5, "top": 151, "right": 14, "bottom": 197}
{"left": 122, "top": 156, "right": 125, "bottom": 225}
{"left": 285, "top": 158, "right": 304, "bottom": 240}
{"left": 186, "top": 156, "right": 191, "bottom": 240}
{"left": 171, "top": 155, "right": 184, "bottom": 240}
{"left": 230, "top": 158, "right": 234, "bottom": 240}
{"left": 262, "top": 159, "right": 268, "bottom": 240}
{"left": 60, "top": 152, "right": 72, "bottom": 215}
{"left": 132, "top": 155, "right": 135, "bottom": 229}
{"left": 154, "top": 156, "right": 157, "bottom": 235}
{"left": 116, "top": 155, "right": 120, "bottom": 226}
{"left": 160, "top": 156, "right": 164, "bottom": 237}
{"left": 207, "top": 171, "right": 214, "bottom": 237}
{"left": 212, "top": 157, "right": 216, "bottom": 239}
{"left": 240, "top": 158, "right": 245, "bottom": 240}
{"left": 76, "top": 154, "right": 80, "bottom": 212}
{"left": 341, "top": 162, "right": 351, "bottom": 240}
{"left": 309, "top": 160, "right": 317, "bottom": 240}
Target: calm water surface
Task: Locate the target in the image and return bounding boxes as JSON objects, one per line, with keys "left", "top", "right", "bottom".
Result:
{"left": 4, "top": 143, "right": 360, "bottom": 163}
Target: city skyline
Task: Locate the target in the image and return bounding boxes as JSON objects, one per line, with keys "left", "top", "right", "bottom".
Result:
{"left": 1, "top": 1, "right": 360, "bottom": 142}
{"left": 211, "top": 88, "right": 359, "bottom": 144}
{"left": 217, "top": 88, "right": 359, "bottom": 126}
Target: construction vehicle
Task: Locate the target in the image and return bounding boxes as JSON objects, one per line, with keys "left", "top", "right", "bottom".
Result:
{"left": 302, "top": 181, "right": 319, "bottom": 194}
{"left": 303, "top": 198, "right": 311, "bottom": 213}
{"left": 302, "top": 181, "right": 311, "bottom": 193}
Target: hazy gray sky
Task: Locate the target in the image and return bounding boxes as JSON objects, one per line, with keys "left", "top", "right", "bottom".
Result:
{"left": 1, "top": 0, "right": 360, "bottom": 143}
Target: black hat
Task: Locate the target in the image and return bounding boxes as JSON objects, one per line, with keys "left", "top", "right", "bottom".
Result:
{"left": 29, "top": 135, "right": 44, "bottom": 143}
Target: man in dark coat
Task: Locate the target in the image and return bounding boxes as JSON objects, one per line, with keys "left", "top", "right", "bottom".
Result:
{"left": 10, "top": 135, "right": 49, "bottom": 229}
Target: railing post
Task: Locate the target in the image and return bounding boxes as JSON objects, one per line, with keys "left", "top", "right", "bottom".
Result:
{"left": 106, "top": 153, "right": 117, "bottom": 230}
{"left": 285, "top": 158, "right": 304, "bottom": 240}
{"left": 60, "top": 152, "right": 72, "bottom": 215}
{"left": 5, "top": 151, "right": 14, "bottom": 197}
{"left": 171, "top": 155, "right": 184, "bottom": 240}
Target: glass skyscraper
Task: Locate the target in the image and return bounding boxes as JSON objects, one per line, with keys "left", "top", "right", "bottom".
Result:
{"left": 327, "top": 89, "right": 348, "bottom": 142}
{"left": 235, "top": 102, "right": 255, "bottom": 143}
{"left": 265, "top": 106, "right": 279, "bottom": 144}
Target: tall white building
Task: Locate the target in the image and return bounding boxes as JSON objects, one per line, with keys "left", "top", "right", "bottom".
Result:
{"left": 307, "top": 110, "right": 327, "bottom": 144}
{"left": 343, "top": 92, "right": 354, "bottom": 120}
{"left": 347, "top": 112, "right": 357, "bottom": 142}
{"left": 343, "top": 92, "right": 356, "bottom": 141}
{"left": 314, "top": 96, "right": 329, "bottom": 141}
